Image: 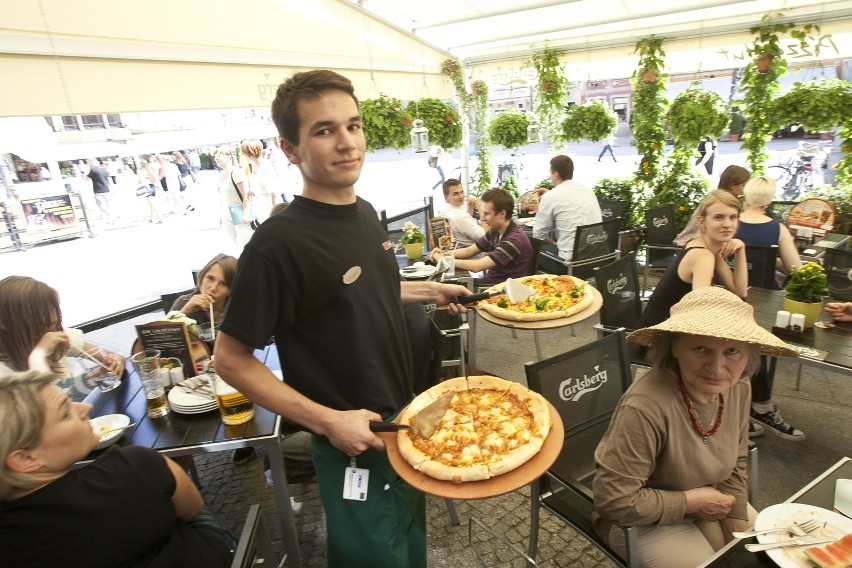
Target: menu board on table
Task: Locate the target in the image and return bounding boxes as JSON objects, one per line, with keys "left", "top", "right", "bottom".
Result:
{"left": 429, "top": 217, "right": 453, "bottom": 250}
{"left": 135, "top": 321, "right": 197, "bottom": 377}
{"left": 788, "top": 198, "right": 835, "bottom": 230}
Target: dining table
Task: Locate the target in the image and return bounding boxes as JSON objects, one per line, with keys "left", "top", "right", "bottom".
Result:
{"left": 80, "top": 361, "right": 304, "bottom": 568}
{"left": 697, "top": 456, "right": 851, "bottom": 568}
{"left": 745, "top": 287, "right": 852, "bottom": 382}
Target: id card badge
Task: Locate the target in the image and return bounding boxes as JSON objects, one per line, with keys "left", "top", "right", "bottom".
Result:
{"left": 343, "top": 458, "right": 369, "bottom": 501}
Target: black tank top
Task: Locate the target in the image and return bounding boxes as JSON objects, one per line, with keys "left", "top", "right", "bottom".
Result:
{"left": 636, "top": 246, "right": 706, "bottom": 328}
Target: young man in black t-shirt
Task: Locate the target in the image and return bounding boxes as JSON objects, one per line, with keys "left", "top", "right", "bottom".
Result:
{"left": 214, "top": 70, "right": 469, "bottom": 567}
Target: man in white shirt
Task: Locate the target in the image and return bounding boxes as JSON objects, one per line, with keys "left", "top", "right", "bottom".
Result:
{"left": 532, "top": 155, "right": 602, "bottom": 269}
{"left": 439, "top": 179, "right": 485, "bottom": 248}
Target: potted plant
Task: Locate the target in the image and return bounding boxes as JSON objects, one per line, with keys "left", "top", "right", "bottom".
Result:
{"left": 401, "top": 221, "right": 425, "bottom": 260}
{"left": 560, "top": 100, "right": 618, "bottom": 143}
{"left": 783, "top": 261, "right": 827, "bottom": 328}
{"left": 360, "top": 94, "right": 413, "bottom": 152}
{"left": 665, "top": 85, "right": 729, "bottom": 147}
{"left": 488, "top": 111, "right": 530, "bottom": 150}
{"left": 771, "top": 78, "right": 852, "bottom": 134}
{"left": 406, "top": 98, "right": 463, "bottom": 149}
{"left": 728, "top": 111, "right": 744, "bottom": 142}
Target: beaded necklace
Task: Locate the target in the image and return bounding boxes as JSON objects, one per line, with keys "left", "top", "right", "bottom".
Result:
{"left": 678, "top": 379, "right": 725, "bottom": 444}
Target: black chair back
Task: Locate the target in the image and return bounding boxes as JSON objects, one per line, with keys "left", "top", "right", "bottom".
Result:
{"left": 594, "top": 253, "right": 642, "bottom": 330}
{"left": 824, "top": 247, "right": 852, "bottom": 301}
{"left": 598, "top": 199, "right": 624, "bottom": 228}
{"left": 644, "top": 205, "right": 677, "bottom": 246}
{"left": 745, "top": 244, "right": 779, "bottom": 289}
{"left": 571, "top": 218, "right": 621, "bottom": 279}
{"left": 380, "top": 197, "right": 434, "bottom": 247}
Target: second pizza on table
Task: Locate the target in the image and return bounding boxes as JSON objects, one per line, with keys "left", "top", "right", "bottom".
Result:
{"left": 397, "top": 376, "right": 551, "bottom": 483}
{"left": 477, "top": 274, "right": 592, "bottom": 322}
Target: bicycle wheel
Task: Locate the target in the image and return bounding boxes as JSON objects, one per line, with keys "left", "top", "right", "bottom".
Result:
{"left": 767, "top": 166, "right": 797, "bottom": 200}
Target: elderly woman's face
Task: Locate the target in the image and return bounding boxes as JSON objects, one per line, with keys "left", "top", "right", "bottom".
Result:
{"left": 672, "top": 335, "right": 750, "bottom": 403}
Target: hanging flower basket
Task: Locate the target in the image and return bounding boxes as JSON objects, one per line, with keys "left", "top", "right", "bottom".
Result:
{"left": 665, "top": 86, "right": 729, "bottom": 147}
{"left": 755, "top": 54, "right": 774, "bottom": 73}
{"left": 360, "top": 94, "right": 412, "bottom": 152}
{"left": 561, "top": 100, "right": 619, "bottom": 143}
{"left": 771, "top": 78, "right": 852, "bottom": 133}
{"left": 488, "top": 111, "right": 530, "bottom": 149}
{"left": 406, "top": 98, "right": 463, "bottom": 149}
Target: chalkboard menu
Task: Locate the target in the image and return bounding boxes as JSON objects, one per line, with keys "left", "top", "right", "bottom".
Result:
{"left": 135, "top": 321, "right": 198, "bottom": 377}
{"left": 429, "top": 216, "right": 453, "bottom": 250}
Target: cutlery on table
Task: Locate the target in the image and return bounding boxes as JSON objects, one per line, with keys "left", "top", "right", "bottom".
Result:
{"left": 745, "top": 537, "right": 835, "bottom": 552}
{"left": 732, "top": 518, "right": 823, "bottom": 539}
{"left": 98, "top": 423, "right": 137, "bottom": 438}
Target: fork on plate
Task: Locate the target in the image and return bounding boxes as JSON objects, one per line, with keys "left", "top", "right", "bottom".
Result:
{"left": 732, "top": 518, "right": 824, "bottom": 539}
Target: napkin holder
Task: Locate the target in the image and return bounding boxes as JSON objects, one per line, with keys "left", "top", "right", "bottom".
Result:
{"left": 772, "top": 325, "right": 805, "bottom": 339}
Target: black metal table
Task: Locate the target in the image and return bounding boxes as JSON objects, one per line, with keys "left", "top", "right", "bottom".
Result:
{"left": 82, "top": 367, "right": 303, "bottom": 568}
{"left": 698, "top": 457, "right": 851, "bottom": 568}
{"left": 745, "top": 287, "right": 852, "bottom": 379}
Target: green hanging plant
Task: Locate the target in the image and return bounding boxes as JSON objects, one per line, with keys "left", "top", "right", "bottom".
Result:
{"left": 359, "top": 94, "right": 413, "bottom": 152}
{"left": 441, "top": 58, "right": 471, "bottom": 116}
{"left": 835, "top": 120, "right": 852, "bottom": 187}
{"left": 737, "top": 11, "right": 819, "bottom": 174}
{"left": 771, "top": 78, "right": 852, "bottom": 133}
{"left": 631, "top": 36, "right": 668, "bottom": 186}
{"left": 527, "top": 46, "right": 568, "bottom": 147}
{"left": 666, "top": 85, "right": 729, "bottom": 147}
{"left": 561, "top": 100, "right": 618, "bottom": 142}
{"left": 488, "top": 111, "right": 530, "bottom": 150}
{"left": 407, "top": 98, "right": 463, "bottom": 149}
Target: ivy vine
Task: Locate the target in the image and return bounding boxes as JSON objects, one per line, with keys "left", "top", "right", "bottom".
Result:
{"left": 527, "top": 47, "right": 568, "bottom": 148}
{"left": 630, "top": 36, "right": 668, "bottom": 187}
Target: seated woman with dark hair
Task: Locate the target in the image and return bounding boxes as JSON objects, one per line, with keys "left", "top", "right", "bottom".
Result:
{"left": 593, "top": 287, "right": 799, "bottom": 568}
{"left": 0, "top": 370, "right": 234, "bottom": 566}
{"left": 171, "top": 254, "right": 238, "bottom": 326}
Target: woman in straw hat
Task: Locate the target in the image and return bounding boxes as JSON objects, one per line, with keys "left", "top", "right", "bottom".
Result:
{"left": 0, "top": 370, "right": 234, "bottom": 566}
{"left": 637, "top": 189, "right": 749, "bottom": 330}
{"left": 593, "top": 287, "right": 798, "bottom": 568}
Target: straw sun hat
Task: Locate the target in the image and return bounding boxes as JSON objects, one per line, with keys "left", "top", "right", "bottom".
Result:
{"left": 627, "top": 287, "right": 799, "bottom": 357}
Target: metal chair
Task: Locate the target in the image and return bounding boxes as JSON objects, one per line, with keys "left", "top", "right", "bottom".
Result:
{"left": 641, "top": 205, "right": 680, "bottom": 295}
{"left": 231, "top": 504, "right": 277, "bottom": 568}
{"left": 824, "top": 247, "right": 852, "bottom": 301}
{"left": 593, "top": 252, "right": 643, "bottom": 334}
{"left": 538, "top": 218, "right": 621, "bottom": 280}
{"left": 525, "top": 330, "right": 638, "bottom": 567}
{"left": 744, "top": 244, "right": 780, "bottom": 290}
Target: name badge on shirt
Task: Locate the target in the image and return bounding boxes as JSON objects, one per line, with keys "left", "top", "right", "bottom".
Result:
{"left": 342, "top": 266, "right": 362, "bottom": 285}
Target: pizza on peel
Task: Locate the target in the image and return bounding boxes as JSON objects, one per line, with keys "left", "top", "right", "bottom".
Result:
{"left": 397, "top": 376, "right": 551, "bottom": 483}
{"left": 477, "top": 274, "right": 592, "bottom": 322}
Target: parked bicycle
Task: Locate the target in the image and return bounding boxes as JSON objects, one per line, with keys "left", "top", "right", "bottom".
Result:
{"left": 767, "top": 141, "right": 831, "bottom": 200}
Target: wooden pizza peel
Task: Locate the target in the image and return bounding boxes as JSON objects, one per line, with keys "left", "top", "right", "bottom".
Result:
{"left": 473, "top": 282, "right": 604, "bottom": 331}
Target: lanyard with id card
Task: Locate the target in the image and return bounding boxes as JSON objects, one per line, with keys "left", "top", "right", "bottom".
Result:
{"left": 343, "top": 457, "right": 369, "bottom": 501}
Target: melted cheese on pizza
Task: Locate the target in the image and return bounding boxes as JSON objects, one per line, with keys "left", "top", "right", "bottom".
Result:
{"left": 483, "top": 275, "right": 586, "bottom": 313}
{"left": 402, "top": 388, "right": 540, "bottom": 468}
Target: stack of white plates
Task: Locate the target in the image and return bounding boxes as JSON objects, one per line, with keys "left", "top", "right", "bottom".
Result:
{"left": 168, "top": 384, "right": 218, "bottom": 414}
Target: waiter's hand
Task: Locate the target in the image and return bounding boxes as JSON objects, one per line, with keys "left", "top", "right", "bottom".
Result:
{"left": 434, "top": 282, "right": 471, "bottom": 315}
{"left": 326, "top": 409, "right": 385, "bottom": 456}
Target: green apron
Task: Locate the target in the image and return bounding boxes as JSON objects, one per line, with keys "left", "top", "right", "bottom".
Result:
{"left": 312, "top": 434, "right": 426, "bottom": 568}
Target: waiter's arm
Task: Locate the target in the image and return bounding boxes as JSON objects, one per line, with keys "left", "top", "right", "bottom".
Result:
{"left": 214, "top": 332, "right": 383, "bottom": 455}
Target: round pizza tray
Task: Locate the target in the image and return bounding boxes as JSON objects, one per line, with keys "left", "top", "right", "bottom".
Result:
{"left": 473, "top": 283, "right": 603, "bottom": 330}
{"left": 382, "top": 400, "right": 563, "bottom": 500}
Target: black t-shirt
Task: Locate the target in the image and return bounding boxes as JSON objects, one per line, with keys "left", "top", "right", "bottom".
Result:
{"left": 220, "top": 196, "right": 413, "bottom": 417}
{"left": 87, "top": 166, "right": 111, "bottom": 193}
{"left": 0, "top": 446, "right": 231, "bottom": 567}
{"left": 636, "top": 246, "right": 704, "bottom": 328}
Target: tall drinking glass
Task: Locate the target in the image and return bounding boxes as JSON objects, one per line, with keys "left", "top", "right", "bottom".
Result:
{"left": 208, "top": 373, "right": 255, "bottom": 425}
{"left": 131, "top": 349, "right": 169, "bottom": 418}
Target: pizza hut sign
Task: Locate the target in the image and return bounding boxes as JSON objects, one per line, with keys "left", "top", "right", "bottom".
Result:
{"left": 607, "top": 274, "right": 627, "bottom": 294}
{"left": 559, "top": 365, "right": 608, "bottom": 401}
{"left": 653, "top": 217, "right": 669, "bottom": 228}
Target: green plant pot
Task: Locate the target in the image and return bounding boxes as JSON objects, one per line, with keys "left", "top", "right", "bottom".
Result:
{"left": 405, "top": 242, "right": 424, "bottom": 260}
{"left": 782, "top": 296, "right": 824, "bottom": 329}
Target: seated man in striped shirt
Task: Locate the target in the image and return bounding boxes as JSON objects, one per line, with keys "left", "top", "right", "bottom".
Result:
{"left": 430, "top": 188, "right": 532, "bottom": 285}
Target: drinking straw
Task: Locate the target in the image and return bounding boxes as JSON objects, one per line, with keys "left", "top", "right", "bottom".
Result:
{"left": 209, "top": 303, "right": 216, "bottom": 340}
{"left": 79, "top": 347, "right": 112, "bottom": 372}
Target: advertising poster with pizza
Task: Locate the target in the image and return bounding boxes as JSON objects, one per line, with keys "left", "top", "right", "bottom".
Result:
{"left": 787, "top": 198, "right": 835, "bottom": 230}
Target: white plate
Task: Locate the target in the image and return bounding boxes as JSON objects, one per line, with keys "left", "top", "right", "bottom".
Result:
{"left": 170, "top": 404, "right": 218, "bottom": 415}
{"left": 399, "top": 266, "right": 437, "bottom": 279}
{"left": 754, "top": 503, "right": 852, "bottom": 568}
{"left": 90, "top": 414, "right": 131, "bottom": 450}
{"left": 168, "top": 383, "right": 216, "bottom": 408}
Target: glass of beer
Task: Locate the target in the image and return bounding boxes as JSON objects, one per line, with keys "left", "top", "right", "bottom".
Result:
{"left": 130, "top": 349, "right": 169, "bottom": 418}
{"left": 208, "top": 373, "right": 255, "bottom": 425}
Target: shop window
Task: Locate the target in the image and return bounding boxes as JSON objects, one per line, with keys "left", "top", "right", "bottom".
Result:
{"left": 106, "top": 114, "right": 122, "bottom": 128}
{"left": 81, "top": 115, "right": 105, "bottom": 129}
{"left": 61, "top": 116, "right": 80, "bottom": 131}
